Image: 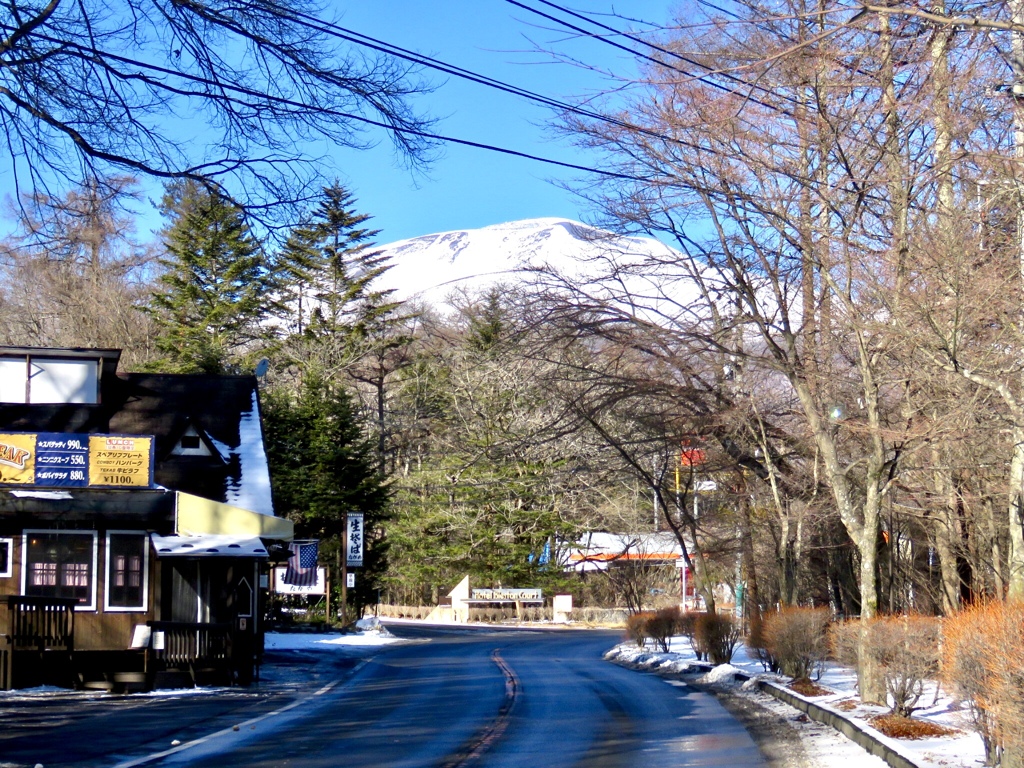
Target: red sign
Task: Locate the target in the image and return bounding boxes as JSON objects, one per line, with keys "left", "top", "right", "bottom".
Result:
{"left": 680, "top": 447, "right": 705, "bottom": 466}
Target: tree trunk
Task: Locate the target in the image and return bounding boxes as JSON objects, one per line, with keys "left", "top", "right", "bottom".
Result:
{"left": 1008, "top": 429, "right": 1024, "bottom": 599}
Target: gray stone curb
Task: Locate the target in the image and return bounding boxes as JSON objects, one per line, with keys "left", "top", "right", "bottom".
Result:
{"left": 748, "top": 677, "right": 920, "bottom": 768}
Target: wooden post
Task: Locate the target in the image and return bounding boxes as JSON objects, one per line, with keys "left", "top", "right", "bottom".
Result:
{"left": 325, "top": 566, "right": 331, "bottom": 626}
{"left": 340, "top": 511, "right": 348, "bottom": 627}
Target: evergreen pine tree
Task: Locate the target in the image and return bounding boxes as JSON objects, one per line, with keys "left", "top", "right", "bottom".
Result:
{"left": 276, "top": 183, "right": 390, "bottom": 344}
{"left": 275, "top": 183, "right": 418, "bottom": 471}
{"left": 262, "top": 375, "right": 390, "bottom": 617}
{"left": 150, "top": 180, "right": 271, "bottom": 374}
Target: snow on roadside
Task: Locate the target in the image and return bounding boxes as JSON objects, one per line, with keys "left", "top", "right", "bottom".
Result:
{"left": 605, "top": 638, "right": 985, "bottom": 768}
{"left": 264, "top": 624, "right": 405, "bottom": 651}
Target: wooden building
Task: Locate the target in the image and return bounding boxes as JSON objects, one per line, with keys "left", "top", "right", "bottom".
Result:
{"left": 0, "top": 347, "right": 293, "bottom": 690}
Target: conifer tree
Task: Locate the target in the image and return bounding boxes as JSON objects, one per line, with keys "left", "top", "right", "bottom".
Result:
{"left": 277, "top": 183, "right": 388, "bottom": 342}
{"left": 262, "top": 375, "right": 390, "bottom": 618}
{"left": 150, "top": 181, "right": 271, "bottom": 374}
{"left": 275, "top": 182, "right": 417, "bottom": 470}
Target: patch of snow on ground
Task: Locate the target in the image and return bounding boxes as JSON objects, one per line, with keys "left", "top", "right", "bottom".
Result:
{"left": 698, "top": 663, "right": 741, "bottom": 685}
{"left": 608, "top": 637, "right": 985, "bottom": 768}
{"left": 264, "top": 630, "right": 404, "bottom": 650}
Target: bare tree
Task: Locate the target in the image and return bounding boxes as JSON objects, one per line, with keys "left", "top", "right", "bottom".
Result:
{"left": 545, "top": 0, "right": 979, "bottom": 700}
{"left": 0, "top": 175, "right": 158, "bottom": 366}
{"left": 0, "top": 0, "right": 435, "bottom": 223}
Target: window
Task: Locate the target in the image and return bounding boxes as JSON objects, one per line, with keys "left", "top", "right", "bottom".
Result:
{"left": 22, "top": 531, "right": 98, "bottom": 609}
{"left": 0, "top": 538, "right": 12, "bottom": 578}
{"left": 0, "top": 356, "right": 99, "bottom": 404}
{"left": 105, "top": 532, "right": 149, "bottom": 611}
{"left": 170, "top": 424, "right": 213, "bottom": 457}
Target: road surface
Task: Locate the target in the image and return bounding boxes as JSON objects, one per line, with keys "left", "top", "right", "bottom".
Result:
{"left": 0, "top": 624, "right": 765, "bottom": 767}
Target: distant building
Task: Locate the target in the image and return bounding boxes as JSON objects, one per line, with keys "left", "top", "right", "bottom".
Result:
{"left": 566, "top": 531, "right": 685, "bottom": 572}
{"left": 0, "top": 347, "right": 293, "bottom": 690}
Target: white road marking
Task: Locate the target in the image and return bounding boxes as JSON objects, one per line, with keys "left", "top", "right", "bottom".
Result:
{"left": 112, "top": 660, "right": 369, "bottom": 768}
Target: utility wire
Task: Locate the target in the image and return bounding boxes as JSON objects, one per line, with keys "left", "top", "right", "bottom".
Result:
{"left": 275, "top": 8, "right": 711, "bottom": 153}
{"left": 523, "top": 0, "right": 804, "bottom": 108}
{"left": 503, "top": 0, "right": 796, "bottom": 115}
{"left": 0, "top": 24, "right": 653, "bottom": 183}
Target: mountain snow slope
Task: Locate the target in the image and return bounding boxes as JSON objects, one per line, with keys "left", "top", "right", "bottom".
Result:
{"left": 376, "top": 217, "right": 685, "bottom": 308}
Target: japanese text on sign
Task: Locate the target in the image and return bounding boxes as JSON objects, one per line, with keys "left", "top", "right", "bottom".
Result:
{"left": 89, "top": 435, "right": 153, "bottom": 487}
{"left": 346, "top": 513, "right": 364, "bottom": 567}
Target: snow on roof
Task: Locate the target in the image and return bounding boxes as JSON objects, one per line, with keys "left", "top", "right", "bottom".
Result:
{"left": 208, "top": 388, "right": 274, "bottom": 516}
{"left": 150, "top": 533, "right": 268, "bottom": 558}
{"left": 568, "top": 531, "right": 686, "bottom": 571}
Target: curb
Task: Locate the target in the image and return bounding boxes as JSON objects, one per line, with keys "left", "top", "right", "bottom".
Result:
{"left": 608, "top": 654, "right": 922, "bottom": 768}
{"left": 750, "top": 678, "right": 920, "bottom": 768}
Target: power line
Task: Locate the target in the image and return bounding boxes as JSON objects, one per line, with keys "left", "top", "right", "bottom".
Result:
{"left": 274, "top": 8, "right": 709, "bottom": 154}
{"left": 503, "top": 0, "right": 798, "bottom": 115}
{"left": 0, "top": 24, "right": 652, "bottom": 183}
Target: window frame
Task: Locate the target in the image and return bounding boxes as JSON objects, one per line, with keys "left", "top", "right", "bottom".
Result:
{"left": 103, "top": 530, "right": 150, "bottom": 612}
{"left": 21, "top": 530, "right": 98, "bottom": 610}
{"left": 0, "top": 537, "right": 12, "bottom": 578}
{"left": 0, "top": 355, "right": 99, "bottom": 404}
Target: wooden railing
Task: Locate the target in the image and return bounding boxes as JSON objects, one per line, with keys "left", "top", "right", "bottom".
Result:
{"left": 146, "top": 621, "right": 231, "bottom": 668}
{"left": 6, "top": 596, "right": 76, "bottom": 651}
{"left": 2, "top": 596, "right": 77, "bottom": 690}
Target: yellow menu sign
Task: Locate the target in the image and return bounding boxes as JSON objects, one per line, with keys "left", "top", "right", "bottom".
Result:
{"left": 88, "top": 435, "right": 153, "bottom": 487}
{"left": 0, "top": 433, "right": 35, "bottom": 484}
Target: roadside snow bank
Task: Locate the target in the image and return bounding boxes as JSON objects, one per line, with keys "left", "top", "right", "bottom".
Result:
{"left": 697, "top": 663, "right": 741, "bottom": 685}
{"left": 264, "top": 630, "right": 403, "bottom": 650}
{"left": 605, "top": 638, "right": 983, "bottom": 768}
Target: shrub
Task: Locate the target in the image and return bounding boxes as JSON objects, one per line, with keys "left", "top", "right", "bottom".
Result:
{"left": 869, "top": 615, "right": 940, "bottom": 718}
{"left": 645, "top": 606, "right": 682, "bottom": 653}
{"left": 626, "top": 611, "right": 654, "bottom": 649}
{"left": 676, "top": 611, "right": 707, "bottom": 660}
{"left": 747, "top": 613, "right": 780, "bottom": 673}
{"left": 830, "top": 615, "right": 940, "bottom": 718}
{"left": 828, "top": 618, "right": 861, "bottom": 668}
{"left": 944, "top": 602, "right": 1024, "bottom": 767}
{"left": 695, "top": 612, "right": 740, "bottom": 665}
{"left": 762, "top": 607, "right": 830, "bottom": 681}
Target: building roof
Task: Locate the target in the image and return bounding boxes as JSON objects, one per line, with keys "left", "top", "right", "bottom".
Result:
{"left": 567, "top": 531, "right": 686, "bottom": 572}
{"left": 0, "top": 352, "right": 275, "bottom": 517}
{"left": 109, "top": 374, "right": 274, "bottom": 516}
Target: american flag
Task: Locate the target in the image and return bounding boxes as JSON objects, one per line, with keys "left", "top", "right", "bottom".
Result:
{"left": 283, "top": 540, "right": 318, "bottom": 587}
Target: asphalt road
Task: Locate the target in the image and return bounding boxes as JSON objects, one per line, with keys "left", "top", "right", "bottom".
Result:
{"left": 0, "top": 624, "right": 765, "bottom": 768}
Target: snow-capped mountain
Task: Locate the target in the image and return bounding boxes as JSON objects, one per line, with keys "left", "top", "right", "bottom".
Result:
{"left": 376, "top": 217, "right": 683, "bottom": 308}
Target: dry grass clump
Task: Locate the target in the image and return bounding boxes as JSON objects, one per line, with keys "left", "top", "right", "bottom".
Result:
{"left": 788, "top": 678, "right": 832, "bottom": 697}
{"left": 869, "top": 714, "right": 957, "bottom": 740}
{"left": 762, "top": 607, "right": 831, "bottom": 680}
{"left": 834, "top": 699, "right": 858, "bottom": 712}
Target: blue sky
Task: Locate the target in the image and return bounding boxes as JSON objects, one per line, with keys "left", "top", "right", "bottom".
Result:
{"left": 0, "top": 1, "right": 677, "bottom": 245}
{"left": 320, "top": 1, "right": 676, "bottom": 243}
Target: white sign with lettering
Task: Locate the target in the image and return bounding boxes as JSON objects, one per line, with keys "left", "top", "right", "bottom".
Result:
{"left": 346, "top": 513, "right": 364, "bottom": 567}
{"left": 273, "top": 567, "right": 327, "bottom": 595}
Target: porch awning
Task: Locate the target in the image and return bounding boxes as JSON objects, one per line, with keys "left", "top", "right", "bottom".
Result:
{"left": 151, "top": 533, "right": 269, "bottom": 558}
{"left": 175, "top": 491, "right": 293, "bottom": 541}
